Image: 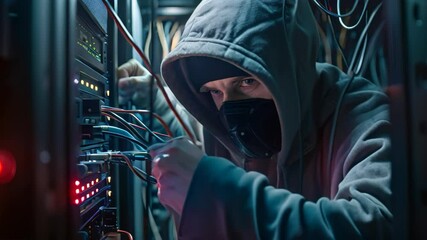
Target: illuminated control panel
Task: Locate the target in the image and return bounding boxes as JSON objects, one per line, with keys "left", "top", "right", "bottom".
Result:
{"left": 77, "top": 71, "right": 106, "bottom": 98}
{"left": 73, "top": 160, "right": 113, "bottom": 239}
{"left": 77, "top": 22, "right": 103, "bottom": 63}
{"left": 75, "top": 2, "right": 108, "bottom": 74}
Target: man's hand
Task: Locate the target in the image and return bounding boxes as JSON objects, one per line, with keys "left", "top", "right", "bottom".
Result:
{"left": 117, "top": 58, "right": 154, "bottom": 107}
{"left": 149, "top": 137, "right": 205, "bottom": 217}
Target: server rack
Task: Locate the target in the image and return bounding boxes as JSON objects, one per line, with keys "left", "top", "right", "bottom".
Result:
{"left": 0, "top": 0, "right": 77, "bottom": 239}
{"left": 387, "top": 0, "right": 427, "bottom": 239}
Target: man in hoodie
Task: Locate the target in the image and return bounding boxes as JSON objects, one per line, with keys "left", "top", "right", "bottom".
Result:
{"left": 119, "top": 0, "right": 392, "bottom": 238}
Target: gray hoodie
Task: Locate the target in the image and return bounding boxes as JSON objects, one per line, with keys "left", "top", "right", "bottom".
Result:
{"left": 161, "top": 0, "right": 392, "bottom": 239}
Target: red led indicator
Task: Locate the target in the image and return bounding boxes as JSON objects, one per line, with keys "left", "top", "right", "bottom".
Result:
{"left": 86, "top": 183, "right": 90, "bottom": 188}
{"left": 91, "top": 180, "right": 94, "bottom": 185}
{"left": 96, "top": 188, "right": 99, "bottom": 192}
{"left": 81, "top": 186, "right": 85, "bottom": 191}
{"left": 92, "top": 191, "right": 94, "bottom": 195}
{"left": 86, "top": 194, "right": 90, "bottom": 198}
{"left": 75, "top": 199, "right": 79, "bottom": 205}
{"left": 96, "top": 178, "right": 99, "bottom": 183}
{"left": 75, "top": 189, "right": 80, "bottom": 194}
{"left": 75, "top": 180, "right": 80, "bottom": 186}
{"left": 0, "top": 150, "right": 17, "bottom": 184}
{"left": 81, "top": 196, "right": 85, "bottom": 202}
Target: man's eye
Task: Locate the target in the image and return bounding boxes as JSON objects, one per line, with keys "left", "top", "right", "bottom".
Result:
{"left": 210, "top": 89, "right": 222, "bottom": 95}
{"left": 240, "top": 78, "right": 257, "bottom": 87}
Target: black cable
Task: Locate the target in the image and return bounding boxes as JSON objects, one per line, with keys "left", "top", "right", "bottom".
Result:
{"left": 122, "top": 151, "right": 151, "bottom": 161}
{"left": 104, "top": 111, "right": 145, "bottom": 141}
{"left": 113, "top": 154, "right": 157, "bottom": 184}
{"left": 101, "top": 106, "right": 174, "bottom": 137}
{"left": 354, "top": 9, "right": 369, "bottom": 75}
{"left": 98, "top": 128, "right": 148, "bottom": 150}
{"left": 80, "top": 152, "right": 155, "bottom": 183}
{"left": 103, "top": 111, "right": 150, "bottom": 146}
{"left": 127, "top": 112, "right": 165, "bottom": 143}
{"left": 347, "top": 3, "right": 382, "bottom": 75}
{"left": 358, "top": 21, "right": 385, "bottom": 78}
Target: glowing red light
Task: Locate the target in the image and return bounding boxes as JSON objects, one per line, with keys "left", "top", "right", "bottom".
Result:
{"left": 96, "top": 188, "right": 99, "bottom": 192}
{"left": 91, "top": 180, "right": 94, "bottom": 185}
{"left": 81, "top": 196, "right": 85, "bottom": 202}
{"left": 86, "top": 194, "right": 90, "bottom": 198}
{"left": 86, "top": 183, "right": 90, "bottom": 188}
{"left": 92, "top": 191, "right": 94, "bottom": 195}
{"left": 75, "top": 189, "right": 80, "bottom": 194}
{"left": 0, "top": 150, "right": 17, "bottom": 184}
{"left": 75, "top": 180, "right": 80, "bottom": 186}
{"left": 96, "top": 178, "right": 99, "bottom": 183}
{"left": 75, "top": 199, "right": 79, "bottom": 205}
{"left": 81, "top": 186, "right": 85, "bottom": 191}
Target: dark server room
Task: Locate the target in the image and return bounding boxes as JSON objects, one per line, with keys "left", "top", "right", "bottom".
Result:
{"left": 0, "top": 0, "right": 426, "bottom": 239}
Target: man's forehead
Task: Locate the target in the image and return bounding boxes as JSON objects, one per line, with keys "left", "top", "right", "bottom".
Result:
{"left": 182, "top": 57, "right": 249, "bottom": 90}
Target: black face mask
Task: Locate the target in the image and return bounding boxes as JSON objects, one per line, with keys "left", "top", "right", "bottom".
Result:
{"left": 219, "top": 98, "right": 281, "bottom": 158}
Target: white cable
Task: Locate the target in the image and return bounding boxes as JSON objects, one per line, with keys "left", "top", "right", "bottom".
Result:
{"left": 170, "top": 26, "right": 182, "bottom": 51}
{"left": 156, "top": 20, "right": 169, "bottom": 59}
{"left": 312, "top": 0, "right": 359, "bottom": 17}
{"left": 168, "top": 21, "right": 180, "bottom": 49}
{"left": 144, "top": 21, "right": 152, "bottom": 62}
{"left": 337, "top": 0, "right": 370, "bottom": 29}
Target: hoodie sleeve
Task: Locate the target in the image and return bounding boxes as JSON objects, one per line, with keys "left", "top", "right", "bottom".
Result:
{"left": 178, "top": 157, "right": 391, "bottom": 239}
{"left": 176, "top": 80, "right": 392, "bottom": 240}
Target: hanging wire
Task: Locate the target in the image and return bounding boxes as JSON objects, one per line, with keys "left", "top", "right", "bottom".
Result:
{"left": 312, "top": 0, "right": 361, "bottom": 18}
{"left": 101, "top": 0, "right": 196, "bottom": 142}
{"left": 102, "top": 111, "right": 150, "bottom": 146}
{"left": 347, "top": 3, "right": 382, "bottom": 75}
{"left": 337, "top": 25, "right": 348, "bottom": 69}
{"left": 168, "top": 21, "right": 180, "bottom": 49}
{"left": 82, "top": 152, "right": 157, "bottom": 184}
{"left": 94, "top": 125, "right": 149, "bottom": 149}
{"left": 312, "top": 0, "right": 383, "bottom": 189}
{"left": 326, "top": 11, "right": 348, "bottom": 69}
{"left": 127, "top": 112, "right": 166, "bottom": 143}
{"left": 112, "top": 153, "right": 157, "bottom": 184}
{"left": 144, "top": 21, "right": 152, "bottom": 62}
{"left": 354, "top": 32, "right": 368, "bottom": 75}
{"left": 337, "top": 0, "right": 370, "bottom": 30}
{"left": 313, "top": 0, "right": 382, "bottom": 74}
{"left": 103, "top": 107, "right": 166, "bottom": 143}
{"left": 102, "top": 106, "right": 174, "bottom": 137}
{"left": 156, "top": 20, "right": 169, "bottom": 59}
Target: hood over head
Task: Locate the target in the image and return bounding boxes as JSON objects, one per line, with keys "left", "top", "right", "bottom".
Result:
{"left": 161, "top": 0, "right": 320, "bottom": 165}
